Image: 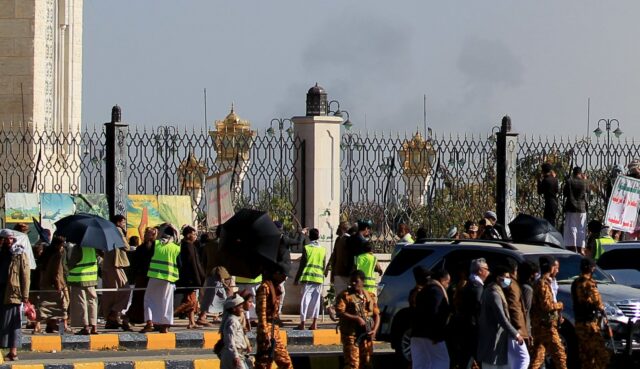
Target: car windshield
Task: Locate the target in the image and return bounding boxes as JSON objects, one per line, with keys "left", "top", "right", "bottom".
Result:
{"left": 524, "top": 253, "right": 613, "bottom": 284}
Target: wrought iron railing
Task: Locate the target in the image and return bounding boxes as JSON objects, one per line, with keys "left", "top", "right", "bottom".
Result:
{"left": 340, "top": 131, "right": 640, "bottom": 252}
{"left": 0, "top": 124, "right": 304, "bottom": 230}
{"left": 2, "top": 122, "right": 639, "bottom": 252}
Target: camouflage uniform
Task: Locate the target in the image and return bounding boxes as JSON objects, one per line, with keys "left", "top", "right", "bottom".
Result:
{"left": 335, "top": 288, "right": 379, "bottom": 369}
{"left": 529, "top": 275, "right": 567, "bottom": 369}
{"left": 255, "top": 281, "right": 293, "bottom": 369}
{"left": 571, "top": 273, "right": 610, "bottom": 369}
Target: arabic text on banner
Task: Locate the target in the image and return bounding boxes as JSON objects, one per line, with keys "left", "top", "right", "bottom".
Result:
{"left": 605, "top": 175, "right": 640, "bottom": 232}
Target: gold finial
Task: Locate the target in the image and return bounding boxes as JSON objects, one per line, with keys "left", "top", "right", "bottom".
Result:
{"left": 230, "top": 102, "right": 234, "bottom": 113}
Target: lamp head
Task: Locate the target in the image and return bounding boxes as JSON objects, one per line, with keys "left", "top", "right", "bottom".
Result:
{"left": 593, "top": 127, "right": 603, "bottom": 138}
{"left": 613, "top": 127, "right": 623, "bottom": 138}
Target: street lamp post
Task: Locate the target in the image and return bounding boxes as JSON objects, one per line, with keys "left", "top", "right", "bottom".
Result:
{"left": 593, "top": 118, "right": 623, "bottom": 166}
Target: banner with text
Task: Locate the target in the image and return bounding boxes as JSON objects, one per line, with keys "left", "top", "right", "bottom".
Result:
{"left": 605, "top": 175, "right": 640, "bottom": 232}
{"left": 205, "top": 170, "right": 234, "bottom": 228}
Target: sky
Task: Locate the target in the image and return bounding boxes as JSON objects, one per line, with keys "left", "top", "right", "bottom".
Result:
{"left": 82, "top": 1, "right": 640, "bottom": 139}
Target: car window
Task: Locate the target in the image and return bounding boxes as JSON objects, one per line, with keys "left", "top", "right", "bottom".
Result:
{"left": 384, "top": 248, "right": 434, "bottom": 276}
{"left": 597, "top": 249, "right": 640, "bottom": 271}
{"left": 441, "top": 249, "right": 520, "bottom": 286}
{"left": 523, "top": 254, "right": 613, "bottom": 283}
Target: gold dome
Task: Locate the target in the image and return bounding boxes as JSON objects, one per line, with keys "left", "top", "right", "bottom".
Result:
{"left": 178, "top": 152, "right": 207, "bottom": 190}
{"left": 209, "top": 104, "right": 256, "bottom": 161}
{"left": 215, "top": 103, "right": 252, "bottom": 132}
{"left": 399, "top": 131, "right": 436, "bottom": 175}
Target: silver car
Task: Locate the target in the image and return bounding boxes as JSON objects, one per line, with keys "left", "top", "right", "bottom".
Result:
{"left": 377, "top": 240, "right": 640, "bottom": 367}
{"left": 597, "top": 241, "right": 640, "bottom": 289}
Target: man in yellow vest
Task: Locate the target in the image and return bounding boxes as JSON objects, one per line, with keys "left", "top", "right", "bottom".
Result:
{"left": 141, "top": 225, "right": 181, "bottom": 333}
{"left": 294, "top": 228, "right": 325, "bottom": 330}
{"left": 354, "top": 242, "right": 383, "bottom": 296}
{"left": 587, "top": 224, "right": 616, "bottom": 261}
{"left": 67, "top": 244, "right": 99, "bottom": 335}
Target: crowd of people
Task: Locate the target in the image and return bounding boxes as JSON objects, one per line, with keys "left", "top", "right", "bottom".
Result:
{"left": 408, "top": 255, "right": 611, "bottom": 369}
{"left": 1, "top": 160, "right": 638, "bottom": 367}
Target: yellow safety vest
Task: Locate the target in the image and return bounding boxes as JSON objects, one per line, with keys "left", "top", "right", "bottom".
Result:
{"left": 355, "top": 253, "right": 377, "bottom": 294}
{"left": 236, "top": 275, "right": 263, "bottom": 284}
{"left": 300, "top": 244, "right": 326, "bottom": 284}
{"left": 68, "top": 247, "right": 98, "bottom": 283}
{"left": 594, "top": 236, "right": 615, "bottom": 261}
{"left": 147, "top": 240, "right": 181, "bottom": 283}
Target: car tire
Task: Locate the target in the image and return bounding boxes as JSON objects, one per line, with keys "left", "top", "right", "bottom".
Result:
{"left": 398, "top": 328, "right": 412, "bottom": 362}
{"left": 391, "top": 312, "right": 412, "bottom": 364}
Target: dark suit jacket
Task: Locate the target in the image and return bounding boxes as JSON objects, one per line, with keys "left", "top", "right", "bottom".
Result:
{"left": 412, "top": 282, "right": 450, "bottom": 342}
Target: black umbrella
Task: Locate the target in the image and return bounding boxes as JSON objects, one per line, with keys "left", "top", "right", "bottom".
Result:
{"left": 54, "top": 213, "right": 125, "bottom": 251}
{"left": 32, "top": 217, "right": 51, "bottom": 243}
{"left": 508, "top": 213, "right": 564, "bottom": 247}
{"left": 219, "top": 209, "right": 282, "bottom": 279}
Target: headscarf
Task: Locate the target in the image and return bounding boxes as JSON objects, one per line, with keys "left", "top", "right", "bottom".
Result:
{"left": 0, "top": 229, "right": 36, "bottom": 269}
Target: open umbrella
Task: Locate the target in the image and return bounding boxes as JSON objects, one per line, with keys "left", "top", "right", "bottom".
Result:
{"left": 32, "top": 217, "right": 51, "bottom": 243}
{"left": 54, "top": 213, "right": 125, "bottom": 251}
{"left": 508, "top": 213, "right": 564, "bottom": 247}
{"left": 219, "top": 209, "right": 282, "bottom": 278}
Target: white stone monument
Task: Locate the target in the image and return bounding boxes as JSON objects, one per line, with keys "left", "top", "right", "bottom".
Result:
{"left": 0, "top": 0, "right": 83, "bottom": 193}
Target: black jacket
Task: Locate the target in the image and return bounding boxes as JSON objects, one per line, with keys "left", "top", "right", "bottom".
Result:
{"left": 459, "top": 278, "right": 484, "bottom": 328}
{"left": 537, "top": 175, "right": 559, "bottom": 206}
{"left": 412, "top": 282, "right": 451, "bottom": 342}
{"left": 177, "top": 240, "right": 205, "bottom": 288}
{"left": 563, "top": 177, "right": 588, "bottom": 213}
{"left": 277, "top": 233, "right": 308, "bottom": 267}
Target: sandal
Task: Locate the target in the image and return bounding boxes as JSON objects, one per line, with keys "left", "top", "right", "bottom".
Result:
{"left": 5, "top": 352, "right": 18, "bottom": 361}
{"left": 76, "top": 328, "right": 90, "bottom": 335}
{"left": 139, "top": 325, "right": 154, "bottom": 333}
{"left": 195, "top": 320, "right": 213, "bottom": 327}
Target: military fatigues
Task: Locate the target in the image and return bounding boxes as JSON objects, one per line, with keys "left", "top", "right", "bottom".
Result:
{"left": 529, "top": 276, "right": 567, "bottom": 369}
{"left": 335, "top": 289, "right": 379, "bottom": 369}
{"left": 571, "top": 273, "right": 610, "bottom": 369}
{"left": 255, "top": 281, "right": 292, "bottom": 369}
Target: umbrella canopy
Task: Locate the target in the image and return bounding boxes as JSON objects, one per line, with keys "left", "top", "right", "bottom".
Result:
{"left": 219, "top": 209, "right": 282, "bottom": 279}
{"left": 508, "top": 213, "right": 564, "bottom": 247}
{"left": 32, "top": 217, "right": 51, "bottom": 243}
{"left": 54, "top": 213, "right": 125, "bottom": 252}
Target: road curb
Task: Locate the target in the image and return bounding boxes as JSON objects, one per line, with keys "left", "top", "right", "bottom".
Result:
{"left": 19, "top": 329, "right": 341, "bottom": 352}
{"left": 0, "top": 356, "right": 346, "bottom": 369}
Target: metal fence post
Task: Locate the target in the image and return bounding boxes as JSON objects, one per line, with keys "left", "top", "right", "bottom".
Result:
{"left": 105, "top": 105, "right": 128, "bottom": 219}
{"left": 496, "top": 116, "right": 519, "bottom": 226}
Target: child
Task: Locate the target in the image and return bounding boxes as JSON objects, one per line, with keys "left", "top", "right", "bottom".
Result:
{"left": 220, "top": 295, "right": 252, "bottom": 369}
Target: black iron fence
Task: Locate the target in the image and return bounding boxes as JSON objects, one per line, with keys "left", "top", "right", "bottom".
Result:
{"left": 0, "top": 124, "right": 304, "bottom": 230}
{"left": 2, "top": 122, "right": 639, "bottom": 252}
{"left": 340, "top": 131, "right": 640, "bottom": 252}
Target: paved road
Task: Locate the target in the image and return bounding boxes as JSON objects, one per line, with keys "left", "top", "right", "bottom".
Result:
{"left": 5, "top": 345, "right": 396, "bottom": 369}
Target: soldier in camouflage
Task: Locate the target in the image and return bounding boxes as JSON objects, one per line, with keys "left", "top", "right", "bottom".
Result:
{"left": 571, "top": 258, "right": 611, "bottom": 369}
{"left": 529, "top": 256, "right": 567, "bottom": 369}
